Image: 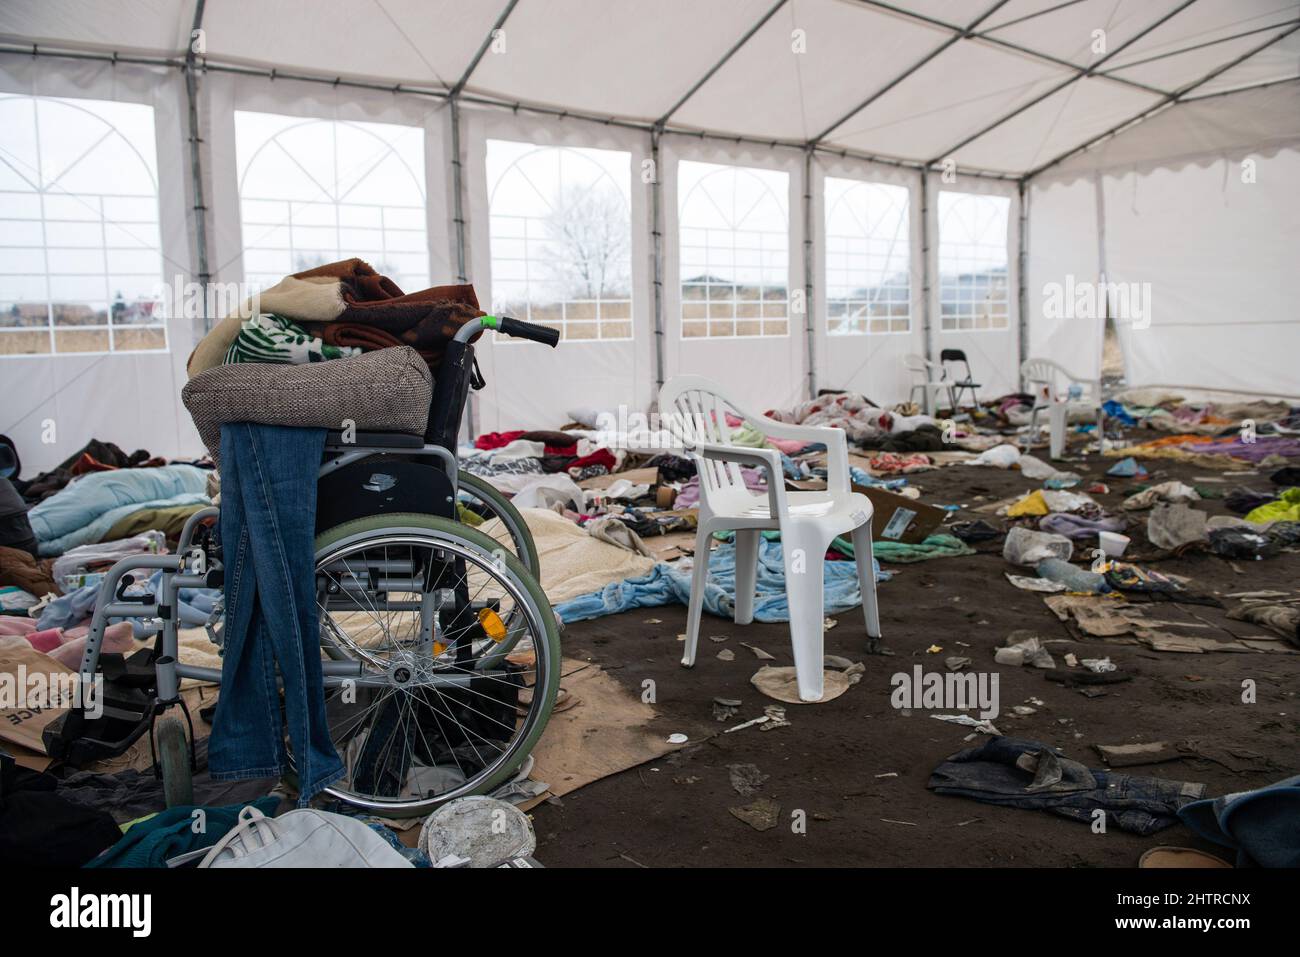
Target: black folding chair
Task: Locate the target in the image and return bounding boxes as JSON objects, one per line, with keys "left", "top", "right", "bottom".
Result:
{"left": 939, "top": 349, "right": 981, "bottom": 411}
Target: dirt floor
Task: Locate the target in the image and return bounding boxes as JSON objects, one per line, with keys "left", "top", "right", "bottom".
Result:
{"left": 530, "top": 434, "right": 1300, "bottom": 867}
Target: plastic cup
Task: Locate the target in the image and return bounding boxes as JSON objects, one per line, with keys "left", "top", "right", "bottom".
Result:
{"left": 1099, "top": 531, "right": 1129, "bottom": 557}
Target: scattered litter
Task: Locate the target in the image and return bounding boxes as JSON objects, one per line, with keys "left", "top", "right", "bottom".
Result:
{"left": 931, "top": 713, "right": 1002, "bottom": 735}
{"left": 419, "top": 796, "right": 536, "bottom": 868}
{"left": 926, "top": 644, "right": 943, "bottom": 654}
{"left": 1036, "top": 557, "right": 1107, "bottom": 593}
{"left": 880, "top": 818, "right": 918, "bottom": 826}
{"left": 751, "top": 662, "right": 861, "bottom": 703}
{"left": 724, "top": 704, "right": 791, "bottom": 734}
{"left": 708, "top": 634, "right": 729, "bottom": 643}
{"left": 1094, "top": 742, "right": 1177, "bottom": 767}
{"left": 667, "top": 733, "right": 689, "bottom": 745}
{"left": 759, "top": 705, "right": 791, "bottom": 731}
{"left": 945, "top": 656, "right": 971, "bottom": 671}
{"left": 1106, "top": 457, "right": 1147, "bottom": 479}
{"left": 716, "top": 648, "right": 735, "bottom": 661}
{"left": 729, "top": 797, "right": 781, "bottom": 831}
{"left": 1003, "top": 526, "right": 1073, "bottom": 565}
{"left": 875, "top": 772, "right": 899, "bottom": 779}
{"left": 1122, "top": 481, "right": 1200, "bottom": 511}
{"left": 973, "top": 444, "right": 1020, "bottom": 468}
{"left": 995, "top": 630, "right": 1056, "bottom": 669}
{"left": 1147, "top": 503, "right": 1209, "bottom": 551}
{"left": 823, "top": 617, "right": 838, "bottom": 630}
{"left": 712, "top": 698, "right": 740, "bottom": 722}
{"left": 740, "top": 642, "right": 776, "bottom": 660}
{"left": 1005, "top": 572, "right": 1067, "bottom": 593}
{"left": 1081, "top": 657, "right": 1116, "bottom": 673}
{"left": 727, "top": 763, "right": 769, "bottom": 796}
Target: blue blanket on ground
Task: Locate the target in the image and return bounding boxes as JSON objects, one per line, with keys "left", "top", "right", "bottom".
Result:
{"left": 555, "top": 538, "right": 889, "bottom": 624}
{"left": 29, "top": 464, "right": 210, "bottom": 556}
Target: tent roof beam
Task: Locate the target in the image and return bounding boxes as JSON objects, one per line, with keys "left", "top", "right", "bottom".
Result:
{"left": 926, "top": 0, "right": 1200, "bottom": 167}
{"left": 1023, "top": 22, "right": 1300, "bottom": 181}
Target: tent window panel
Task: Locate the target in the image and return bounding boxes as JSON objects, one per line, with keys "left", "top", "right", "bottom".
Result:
{"left": 234, "top": 111, "right": 430, "bottom": 294}
{"left": 486, "top": 140, "right": 633, "bottom": 343}
{"left": 678, "top": 160, "right": 789, "bottom": 339}
{"left": 0, "top": 94, "right": 166, "bottom": 357}
{"left": 937, "top": 191, "right": 1010, "bottom": 333}
{"left": 824, "top": 177, "right": 910, "bottom": 336}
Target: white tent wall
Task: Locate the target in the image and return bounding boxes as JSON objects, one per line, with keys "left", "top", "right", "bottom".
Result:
{"left": 925, "top": 172, "right": 1023, "bottom": 398}
{"left": 3, "top": 0, "right": 1299, "bottom": 480}
{"left": 463, "top": 108, "right": 655, "bottom": 433}
{"left": 810, "top": 152, "right": 925, "bottom": 405}
{"left": 1099, "top": 148, "right": 1300, "bottom": 398}
{"left": 1024, "top": 175, "right": 1103, "bottom": 382}
{"left": 0, "top": 55, "right": 198, "bottom": 475}
{"left": 660, "top": 136, "right": 808, "bottom": 415}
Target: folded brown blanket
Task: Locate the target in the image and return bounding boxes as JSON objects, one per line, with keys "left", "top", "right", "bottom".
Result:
{"left": 304, "top": 259, "right": 484, "bottom": 371}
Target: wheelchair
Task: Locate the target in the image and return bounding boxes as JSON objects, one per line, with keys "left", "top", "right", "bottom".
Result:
{"left": 45, "top": 315, "right": 563, "bottom": 816}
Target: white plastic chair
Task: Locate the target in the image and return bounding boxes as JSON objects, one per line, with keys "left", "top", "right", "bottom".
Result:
{"left": 1020, "top": 358, "right": 1105, "bottom": 444}
{"left": 659, "top": 375, "right": 882, "bottom": 702}
{"left": 903, "top": 354, "right": 954, "bottom": 415}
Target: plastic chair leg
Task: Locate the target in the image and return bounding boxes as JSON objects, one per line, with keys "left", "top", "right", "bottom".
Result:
{"left": 733, "top": 529, "right": 760, "bottom": 626}
{"left": 682, "top": 527, "right": 712, "bottom": 668}
{"left": 851, "top": 522, "right": 882, "bottom": 640}
{"left": 781, "top": 525, "right": 827, "bottom": 702}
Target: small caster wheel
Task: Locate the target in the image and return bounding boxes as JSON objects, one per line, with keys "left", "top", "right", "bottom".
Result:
{"left": 156, "top": 711, "right": 194, "bottom": 808}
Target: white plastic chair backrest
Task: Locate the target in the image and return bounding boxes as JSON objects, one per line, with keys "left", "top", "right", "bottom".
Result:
{"left": 1021, "top": 357, "right": 1067, "bottom": 398}
{"left": 658, "top": 375, "right": 756, "bottom": 502}
{"left": 904, "top": 353, "right": 944, "bottom": 383}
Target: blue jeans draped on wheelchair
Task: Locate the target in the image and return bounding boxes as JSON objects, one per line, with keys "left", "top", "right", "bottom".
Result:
{"left": 209, "top": 422, "right": 344, "bottom": 805}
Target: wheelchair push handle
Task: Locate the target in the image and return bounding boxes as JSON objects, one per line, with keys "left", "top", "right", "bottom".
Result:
{"left": 495, "top": 316, "right": 561, "bottom": 347}
{"left": 453, "top": 314, "right": 560, "bottom": 348}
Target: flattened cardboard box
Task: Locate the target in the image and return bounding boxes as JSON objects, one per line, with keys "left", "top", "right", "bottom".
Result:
{"left": 854, "top": 485, "right": 945, "bottom": 544}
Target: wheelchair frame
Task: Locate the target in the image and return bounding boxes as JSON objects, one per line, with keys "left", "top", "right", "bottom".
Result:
{"left": 45, "top": 314, "right": 563, "bottom": 808}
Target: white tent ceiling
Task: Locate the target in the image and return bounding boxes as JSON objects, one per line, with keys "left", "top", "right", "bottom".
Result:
{"left": 2, "top": 0, "right": 1297, "bottom": 177}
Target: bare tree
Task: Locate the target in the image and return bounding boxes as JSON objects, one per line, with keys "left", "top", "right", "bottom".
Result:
{"left": 542, "top": 182, "right": 630, "bottom": 299}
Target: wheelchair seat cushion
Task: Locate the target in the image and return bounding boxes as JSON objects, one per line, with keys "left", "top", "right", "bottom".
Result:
{"left": 182, "top": 346, "right": 431, "bottom": 465}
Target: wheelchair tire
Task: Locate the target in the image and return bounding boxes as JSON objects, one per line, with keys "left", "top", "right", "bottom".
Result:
{"left": 156, "top": 711, "right": 194, "bottom": 808}
{"left": 456, "top": 469, "right": 541, "bottom": 578}
{"left": 312, "top": 513, "right": 561, "bottom": 816}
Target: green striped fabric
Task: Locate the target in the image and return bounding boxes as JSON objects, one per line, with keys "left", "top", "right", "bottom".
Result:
{"left": 224, "top": 313, "right": 360, "bottom": 365}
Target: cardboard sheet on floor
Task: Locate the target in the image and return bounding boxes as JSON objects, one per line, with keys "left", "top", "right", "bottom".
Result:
{"left": 518, "top": 659, "right": 703, "bottom": 812}
{"left": 579, "top": 467, "right": 658, "bottom": 490}
{"left": 0, "top": 640, "right": 215, "bottom": 769}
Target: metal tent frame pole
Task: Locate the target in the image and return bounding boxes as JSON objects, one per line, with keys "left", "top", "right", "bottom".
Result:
{"left": 1017, "top": 179, "right": 1029, "bottom": 372}
{"left": 447, "top": 0, "right": 520, "bottom": 440}
{"left": 183, "top": 0, "right": 211, "bottom": 331}
{"left": 650, "top": 126, "right": 666, "bottom": 393}
{"left": 802, "top": 147, "right": 816, "bottom": 399}
{"left": 919, "top": 169, "right": 932, "bottom": 363}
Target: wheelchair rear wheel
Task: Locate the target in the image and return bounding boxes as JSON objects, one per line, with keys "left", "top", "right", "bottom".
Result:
{"left": 456, "top": 469, "right": 541, "bottom": 578}
{"left": 311, "top": 513, "right": 560, "bottom": 816}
